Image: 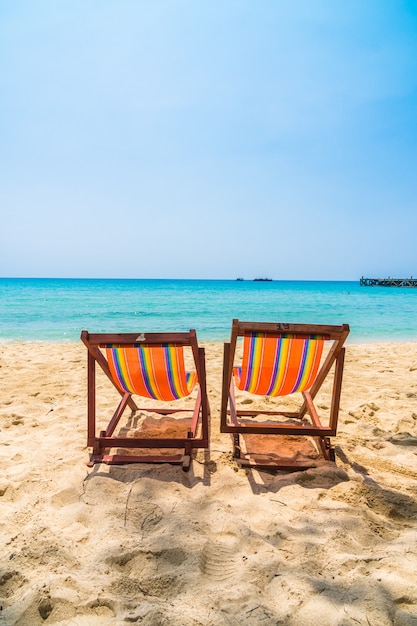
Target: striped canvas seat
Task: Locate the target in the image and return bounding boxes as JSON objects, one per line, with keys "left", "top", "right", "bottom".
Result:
{"left": 234, "top": 334, "right": 325, "bottom": 397}
{"left": 105, "top": 344, "right": 197, "bottom": 401}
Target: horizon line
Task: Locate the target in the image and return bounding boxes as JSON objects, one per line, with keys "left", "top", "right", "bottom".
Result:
{"left": 0, "top": 276, "right": 361, "bottom": 282}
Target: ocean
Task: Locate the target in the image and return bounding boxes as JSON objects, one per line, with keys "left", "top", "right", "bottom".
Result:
{"left": 0, "top": 278, "right": 416, "bottom": 343}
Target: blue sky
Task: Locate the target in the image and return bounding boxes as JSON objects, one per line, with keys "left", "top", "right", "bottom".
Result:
{"left": 1, "top": 1, "right": 417, "bottom": 280}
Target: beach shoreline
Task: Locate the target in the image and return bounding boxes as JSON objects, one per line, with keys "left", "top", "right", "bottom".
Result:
{"left": 1, "top": 341, "right": 417, "bottom": 624}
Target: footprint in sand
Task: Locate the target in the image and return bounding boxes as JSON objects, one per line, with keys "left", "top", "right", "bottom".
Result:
{"left": 199, "top": 539, "right": 239, "bottom": 581}
{"left": 107, "top": 547, "right": 187, "bottom": 600}
{"left": 125, "top": 501, "right": 164, "bottom": 533}
{"left": 348, "top": 403, "right": 380, "bottom": 424}
{"left": 388, "top": 432, "right": 417, "bottom": 447}
{"left": 0, "top": 569, "right": 27, "bottom": 601}
{"left": 51, "top": 487, "right": 81, "bottom": 508}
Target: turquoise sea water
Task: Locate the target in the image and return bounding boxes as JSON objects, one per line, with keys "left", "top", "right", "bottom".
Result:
{"left": 0, "top": 278, "right": 416, "bottom": 343}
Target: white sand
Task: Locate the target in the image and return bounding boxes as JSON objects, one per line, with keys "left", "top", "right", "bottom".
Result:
{"left": 1, "top": 341, "right": 417, "bottom": 625}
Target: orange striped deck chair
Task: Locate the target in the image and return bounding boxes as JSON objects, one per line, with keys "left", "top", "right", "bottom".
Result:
{"left": 81, "top": 330, "right": 209, "bottom": 470}
{"left": 220, "top": 320, "right": 349, "bottom": 470}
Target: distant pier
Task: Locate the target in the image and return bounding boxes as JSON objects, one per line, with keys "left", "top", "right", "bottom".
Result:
{"left": 360, "top": 276, "right": 417, "bottom": 288}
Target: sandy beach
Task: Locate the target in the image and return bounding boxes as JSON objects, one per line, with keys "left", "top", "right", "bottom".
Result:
{"left": 1, "top": 341, "right": 417, "bottom": 625}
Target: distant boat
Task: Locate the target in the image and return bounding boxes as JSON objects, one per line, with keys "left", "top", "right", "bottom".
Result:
{"left": 236, "top": 277, "right": 244, "bottom": 281}
{"left": 253, "top": 278, "right": 272, "bottom": 281}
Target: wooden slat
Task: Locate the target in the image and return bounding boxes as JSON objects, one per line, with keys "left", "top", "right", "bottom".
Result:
{"left": 84, "top": 331, "right": 195, "bottom": 346}
{"left": 234, "top": 319, "right": 349, "bottom": 339}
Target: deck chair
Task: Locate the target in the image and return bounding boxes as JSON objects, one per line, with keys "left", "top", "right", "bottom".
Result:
{"left": 81, "top": 330, "right": 209, "bottom": 471}
{"left": 220, "top": 320, "right": 349, "bottom": 470}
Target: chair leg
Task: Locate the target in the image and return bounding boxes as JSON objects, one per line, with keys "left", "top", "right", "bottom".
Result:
{"left": 233, "top": 433, "right": 241, "bottom": 459}
{"left": 182, "top": 438, "right": 194, "bottom": 472}
{"left": 87, "top": 437, "right": 105, "bottom": 467}
{"left": 329, "top": 348, "right": 346, "bottom": 432}
{"left": 316, "top": 436, "right": 336, "bottom": 462}
{"left": 182, "top": 455, "right": 191, "bottom": 472}
{"left": 326, "top": 438, "right": 336, "bottom": 462}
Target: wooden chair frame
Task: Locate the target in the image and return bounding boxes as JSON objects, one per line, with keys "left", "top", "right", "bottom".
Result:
{"left": 81, "top": 330, "right": 210, "bottom": 471}
{"left": 220, "top": 319, "right": 350, "bottom": 470}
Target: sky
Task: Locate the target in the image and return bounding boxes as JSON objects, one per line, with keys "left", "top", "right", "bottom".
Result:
{"left": 1, "top": 0, "right": 417, "bottom": 280}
